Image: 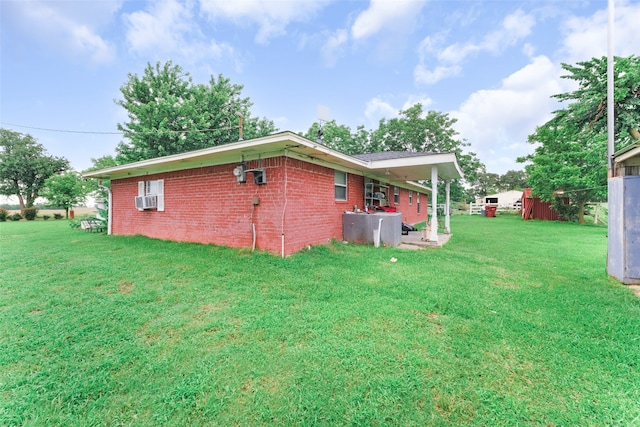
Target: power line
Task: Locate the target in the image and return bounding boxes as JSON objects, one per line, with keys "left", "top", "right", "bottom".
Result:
{"left": 2, "top": 122, "right": 121, "bottom": 135}
{"left": 1, "top": 122, "right": 241, "bottom": 136}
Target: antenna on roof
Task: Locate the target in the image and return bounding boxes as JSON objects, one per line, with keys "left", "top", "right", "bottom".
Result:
{"left": 317, "top": 105, "right": 330, "bottom": 144}
{"left": 235, "top": 112, "right": 243, "bottom": 141}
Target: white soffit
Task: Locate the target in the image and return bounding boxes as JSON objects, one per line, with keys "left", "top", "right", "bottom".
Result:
{"left": 366, "top": 153, "right": 463, "bottom": 180}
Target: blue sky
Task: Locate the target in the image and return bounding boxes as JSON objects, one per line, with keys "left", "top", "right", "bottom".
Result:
{"left": 1, "top": 0, "right": 638, "bottom": 177}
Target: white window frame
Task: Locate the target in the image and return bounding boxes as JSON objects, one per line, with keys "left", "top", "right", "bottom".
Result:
{"left": 394, "top": 186, "right": 399, "bottom": 204}
{"left": 334, "top": 170, "right": 347, "bottom": 201}
{"left": 145, "top": 180, "right": 159, "bottom": 196}
{"left": 138, "top": 179, "right": 164, "bottom": 211}
{"left": 417, "top": 193, "right": 421, "bottom": 213}
{"left": 409, "top": 190, "right": 413, "bottom": 205}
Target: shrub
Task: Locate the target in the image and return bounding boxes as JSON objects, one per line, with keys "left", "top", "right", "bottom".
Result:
{"left": 0, "top": 208, "right": 8, "bottom": 222}
{"left": 53, "top": 213, "right": 63, "bottom": 220}
{"left": 552, "top": 199, "right": 580, "bottom": 222}
{"left": 43, "top": 215, "right": 51, "bottom": 220}
{"left": 10, "top": 213, "right": 23, "bottom": 221}
{"left": 23, "top": 207, "right": 38, "bottom": 221}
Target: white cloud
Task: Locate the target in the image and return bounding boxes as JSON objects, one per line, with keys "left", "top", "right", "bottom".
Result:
{"left": 441, "top": 9, "right": 535, "bottom": 63}
{"left": 365, "top": 97, "right": 398, "bottom": 124}
{"left": 414, "top": 9, "right": 535, "bottom": 86}
{"left": 351, "top": 0, "right": 425, "bottom": 41}
{"left": 450, "top": 56, "right": 562, "bottom": 174}
{"left": 414, "top": 64, "right": 462, "bottom": 85}
{"left": 363, "top": 94, "right": 434, "bottom": 128}
{"left": 522, "top": 43, "right": 536, "bottom": 58}
{"left": 401, "top": 95, "right": 433, "bottom": 111}
{"left": 321, "top": 29, "right": 349, "bottom": 67}
{"left": 70, "top": 25, "right": 115, "bottom": 63}
{"left": 123, "top": 0, "right": 234, "bottom": 64}
{"left": 559, "top": 0, "right": 640, "bottom": 64}
{"left": 124, "top": 0, "right": 191, "bottom": 54}
{"left": 199, "top": 0, "right": 330, "bottom": 44}
{"left": 5, "top": 1, "right": 118, "bottom": 64}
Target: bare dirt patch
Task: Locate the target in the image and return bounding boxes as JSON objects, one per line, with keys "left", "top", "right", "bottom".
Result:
{"left": 118, "top": 282, "right": 134, "bottom": 294}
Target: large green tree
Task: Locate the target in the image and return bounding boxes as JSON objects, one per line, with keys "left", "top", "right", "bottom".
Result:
{"left": 519, "top": 56, "right": 639, "bottom": 223}
{"left": 302, "top": 104, "right": 482, "bottom": 202}
{"left": 41, "top": 171, "right": 90, "bottom": 219}
{"left": 555, "top": 55, "right": 639, "bottom": 143}
{"left": 303, "top": 121, "right": 370, "bottom": 155}
{"left": 471, "top": 168, "right": 501, "bottom": 198}
{"left": 524, "top": 124, "right": 607, "bottom": 223}
{"left": 498, "top": 170, "right": 528, "bottom": 191}
{"left": 372, "top": 104, "right": 481, "bottom": 202}
{"left": 0, "top": 129, "right": 69, "bottom": 212}
{"left": 84, "top": 155, "right": 118, "bottom": 208}
{"left": 370, "top": 104, "right": 463, "bottom": 153}
{"left": 115, "top": 61, "right": 277, "bottom": 164}
{"left": 467, "top": 169, "right": 528, "bottom": 199}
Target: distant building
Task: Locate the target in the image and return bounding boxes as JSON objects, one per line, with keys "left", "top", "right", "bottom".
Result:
{"left": 477, "top": 190, "right": 523, "bottom": 208}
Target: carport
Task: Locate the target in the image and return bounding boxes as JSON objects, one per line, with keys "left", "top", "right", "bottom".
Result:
{"left": 353, "top": 151, "right": 464, "bottom": 243}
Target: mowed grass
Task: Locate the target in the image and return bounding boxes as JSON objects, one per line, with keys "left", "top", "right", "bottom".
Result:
{"left": 1, "top": 216, "right": 639, "bottom": 426}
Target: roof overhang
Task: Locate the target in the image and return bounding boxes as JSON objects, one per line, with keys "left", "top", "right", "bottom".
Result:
{"left": 84, "top": 131, "right": 463, "bottom": 189}
{"left": 613, "top": 143, "right": 640, "bottom": 163}
{"left": 363, "top": 152, "right": 463, "bottom": 181}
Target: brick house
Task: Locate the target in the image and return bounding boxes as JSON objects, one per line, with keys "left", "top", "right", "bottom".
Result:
{"left": 85, "top": 131, "right": 463, "bottom": 256}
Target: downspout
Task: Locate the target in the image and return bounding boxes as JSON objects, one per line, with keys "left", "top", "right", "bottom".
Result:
{"left": 281, "top": 150, "right": 289, "bottom": 258}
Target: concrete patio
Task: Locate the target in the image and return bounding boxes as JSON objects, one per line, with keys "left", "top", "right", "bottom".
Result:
{"left": 398, "top": 231, "right": 452, "bottom": 250}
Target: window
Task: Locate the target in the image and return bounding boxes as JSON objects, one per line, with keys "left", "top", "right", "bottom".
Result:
{"left": 394, "top": 186, "right": 399, "bottom": 204}
{"left": 409, "top": 190, "right": 413, "bottom": 205}
{"left": 138, "top": 179, "right": 164, "bottom": 211}
{"left": 146, "top": 180, "right": 159, "bottom": 196}
{"left": 417, "top": 193, "right": 421, "bottom": 213}
{"left": 334, "top": 170, "right": 347, "bottom": 200}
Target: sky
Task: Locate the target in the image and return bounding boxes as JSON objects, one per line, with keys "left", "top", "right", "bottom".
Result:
{"left": 1, "top": 0, "right": 638, "bottom": 179}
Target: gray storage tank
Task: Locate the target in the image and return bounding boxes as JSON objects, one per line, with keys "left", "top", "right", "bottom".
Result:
{"left": 342, "top": 212, "right": 402, "bottom": 247}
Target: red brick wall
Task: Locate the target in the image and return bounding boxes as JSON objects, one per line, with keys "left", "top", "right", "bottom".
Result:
{"left": 364, "top": 181, "right": 429, "bottom": 225}
{"left": 388, "top": 185, "right": 429, "bottom": 225}
{"left": 110, "top": 156, "right": 365, "bottom": 256}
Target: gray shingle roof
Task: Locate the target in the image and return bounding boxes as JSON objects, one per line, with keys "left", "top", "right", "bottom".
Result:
{"left": 352, "top": 151, "right": 438, "bottom": 162}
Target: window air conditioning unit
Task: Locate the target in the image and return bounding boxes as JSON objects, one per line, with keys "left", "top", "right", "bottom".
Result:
{"left": 135, "top": 195, "right": 158, "bottom": 210}
{"left": 246, "top": 168, "right": 266, "bottom": 185}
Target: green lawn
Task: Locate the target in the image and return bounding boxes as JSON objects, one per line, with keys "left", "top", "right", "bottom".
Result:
{"left": 1, "top": 216, "right": 639, "bottom": 426}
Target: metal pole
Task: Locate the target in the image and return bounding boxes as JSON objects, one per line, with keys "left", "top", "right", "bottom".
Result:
{"left": 607, "top": 0, "right": 615, "bottom": 175}
{"left": 430, "top": 166, "right": 438, "bottom": 242}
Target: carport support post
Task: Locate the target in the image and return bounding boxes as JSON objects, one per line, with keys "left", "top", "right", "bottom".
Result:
{"left": 445, "top": 180, "right": 451, "bottom": 234}
{"left": 430, "top": 166, "right": 438, "bottom": 242}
